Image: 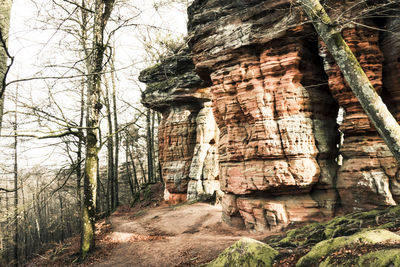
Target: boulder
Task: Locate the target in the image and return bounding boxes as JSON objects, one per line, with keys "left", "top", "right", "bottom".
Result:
{"left": 296, "top": 229, "right": 400, "bottom": 267}
{"left": 203, "top": 237, "right": 277, "bottom": 267}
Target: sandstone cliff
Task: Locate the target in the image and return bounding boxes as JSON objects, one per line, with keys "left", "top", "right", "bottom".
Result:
{"left": 187, "top": 0, "right": 400, "bottom": 230}
{"left": 140, "top": 0, "right": 400, "bottom": 231}
{"left": 188, "top": 0, "right": 339, "bottom": 231}
{"left": 140, "top": 49, "right": 220, "bottom": 203}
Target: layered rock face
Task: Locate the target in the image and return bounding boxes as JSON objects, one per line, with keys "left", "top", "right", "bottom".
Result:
{"left": 140, "top": 50, "right": 220, "bottom": 203}
{"left": 187, "top": 0, "right": 400, "bottom": 230}
{"left": 188, "top": 1, "right": 339, "bottom": 231}
{"left": 316, "top": 2, "right": 400, "bottom": 213}
{"left": 320, "top": 20, "right": 400, "bottom": 213}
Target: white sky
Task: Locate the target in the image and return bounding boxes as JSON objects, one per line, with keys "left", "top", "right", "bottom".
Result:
{"left": 0, "top": 0, "right": 189, "bottom": 173}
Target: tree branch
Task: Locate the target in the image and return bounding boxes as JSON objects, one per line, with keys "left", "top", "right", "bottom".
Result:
{"left": 0, "top": 187, "right": 18, "bottom": 193}
{"left": 0, "top": 27, "right": 14, "bottom": 99}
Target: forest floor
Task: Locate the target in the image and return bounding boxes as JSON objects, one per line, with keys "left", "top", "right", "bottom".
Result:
{"left": 90, "top": 202, "right": 267, "bottom": 267}
{"left": 25, "top": 185, "right": 268, "bottom": 267}
{"left": 25, "top": 184, "right": 400, "bottom": 267}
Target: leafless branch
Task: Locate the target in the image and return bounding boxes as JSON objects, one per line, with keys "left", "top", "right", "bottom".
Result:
{"left": 0, "top": 27, "right": 14, "bottom": 99}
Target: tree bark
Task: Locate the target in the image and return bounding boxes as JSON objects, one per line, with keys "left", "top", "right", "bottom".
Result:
{"left": 111, "top": 57, "right": 119, "bottom": 207}
{"left": 6, "top": 185, "right": 9, "bottom": 263}
{"left": 57, "top": 180, "right": 64, "bottom": 242}
{"left": 19, "top": 170, "right": 27, "bottom": 260}
{"left": 299, "top": 0, "right": 400, "bottom": 164}
{"left": 13, "top": 87, "right": 18, "bottom": 266}
{"left": 77, "top": 79, "right": 84, "bottom": 224}
{"left": 124, "top": 139, "right": 136, "bottom": 201}
{"left": 146, "top": 109, "right": 153, "bottom": 183}
{"left": 151, "top": 110, "right": 156, "bottom": 181}
{"left": 81, "top": 0, "right": 115, "bottom": 259}
{"left": 128, "top": 143, "right": 140, "bottom": 192}
{"left": 104, "top": 74, "right": 114, "bottom": 212}
{"left": 0, "top": 0, "right": 12, "bottom": 136}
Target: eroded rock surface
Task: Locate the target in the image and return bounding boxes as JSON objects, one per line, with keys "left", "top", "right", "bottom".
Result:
{"left": 140, "top": 0, "right": 400, "bottom": 231}
{"left": 188, "top": 0, "right": 339, "bottom": 230}
{"left": 140, "top": 50, "right": 220, "bottom": 202}
{"left": 187, "top": 0, "right": 400, "bottom": 229}
{"left": 319, "top": 14, "right": 400, "bottom": 213}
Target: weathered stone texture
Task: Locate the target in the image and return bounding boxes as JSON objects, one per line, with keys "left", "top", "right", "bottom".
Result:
{"left": 157, "top": 105, "right": 198, "bottom": 194}
{"left": 319, "top": 20, "right": 400, "bottom": 213}
{"left": 140, "top": 50, "right": 220, "bottom": 202}
{"left": 187, "top": 0, "right": 400, "bottom": 230}
{"left": 139, "top": 0, "right": 400, "bottom": 230}
{"left": 188, "top": 0, "right": 340, "bottom": 231}
{"left": 187, "top": 102, "right": 220, "bottom": 200}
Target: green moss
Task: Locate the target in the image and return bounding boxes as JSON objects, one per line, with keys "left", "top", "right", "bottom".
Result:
{"left": 318, "top": 248, "right": 400, "bottom": 267}
{"left": 387, "top": 205, "right": 400, "bottom": 215}
{"left": 373, "top": 222, "right": 396, "bottom": 230}
{"left": 323, "top": 216, "right": 361, "bottom": 238}
{"left": 351, "top": 208, "right": 381, "bottom": 219}
{"left": 139, "top": 62, "right": 163, "bottom": 79}
{"left": 358, "top": 249, "right": 400, "bottom": 267}
{"left": 142, "top": 185, "right": 152, "bottom": 200}
{"left": 146, "top": 78, "right": 178, "bottom": 93}
{"left": 204, "top": 238, "right": 278, "bottom": 267}
{"left": 296, "top": 229, "right": 400, "bottom": 267}
{"left": 138, "top": 49, "right": 195, "bottom": 84}
{"left": 278, "top": 223, "right": 325, "bottom": 247}
{"left": 269, "top": 206, "right": 400, "bottom": 250}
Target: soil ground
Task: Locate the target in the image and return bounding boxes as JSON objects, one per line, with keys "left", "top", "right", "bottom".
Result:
{"left": 26, "top": 184, "right": 400, "bottom": 266}
{"left": 26, "top": 202, "right": 268, "bottom": 267}
{"left": 94, "top": 202, "right": 268, "bottom": 267}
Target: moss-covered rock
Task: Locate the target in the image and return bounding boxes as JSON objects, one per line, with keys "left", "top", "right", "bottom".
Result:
{"left": 203, "top": 238, "right": 278, "bottom": 267}
{"left": 296, "top": 229, "right": 400, "bottom": 267}
{"left": 358, "top": 249, "right": 400, "bottom": 267}
{"left": 267, "top": 206, "right": 400, "bottom": 248}
{"left": 140, "top": 48, "right": 207, "bottom": 111}
{"left": 318, "top": 248, "right": 400, "bottom": 267}
{"left": 139, "top": 48, "right": 195, "bottom": 84}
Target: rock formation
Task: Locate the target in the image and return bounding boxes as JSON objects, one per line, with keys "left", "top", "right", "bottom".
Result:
{"left": 319, "top": 20, "right": 400, "bottom": 213}
{"left": 140, "top": 0, "right": 400, "bottom": 231}
{"left": 186, "top": 0, "right": 400, "bottom": 230}
{"left": 140, "top": 49, "right": 220, "bottom": 203}
{"left": 188, "top": 0, "right": 339, "bottom": 231}
{"left": 313, "top": 3, "right": 400, "bottom": 214}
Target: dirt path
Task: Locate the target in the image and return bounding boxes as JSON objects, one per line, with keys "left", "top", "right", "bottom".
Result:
{"left": 91, "top": 203, "right": 267, "bottom": 267}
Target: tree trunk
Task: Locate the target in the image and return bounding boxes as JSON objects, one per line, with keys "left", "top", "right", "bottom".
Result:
{"left": 104, "top": 74, "right": 114, "bottom": 212}
{"left": 19, "top": 171, "right": 27, "bottom": 260}
{"left": 6, "top": 186, "right": 9, "bottom": 263}
{"left": 125, "top": 140, "right": 136, "bottom": 201}
{"left": 81, "top": 0, "right": 115, "bottom": 259}
{"left": 157, "top": 113, "right": 163, "bottom": 183}
{"left": 111, "top": 58, "right": 119, "bottom": 207}
{"left": 151, "top": 110, "right": 157, "bottom": 181}
{"left": 0, "top": 0, "right": 12, "bottom": 136}
{"left": 146, "top": 109, "right": 153, "bottom": 183}
{"left": 299, "top": 0, "right": 400, "bottom": 164}
{"left": 57, "top": 179, "right": 65, "bottom": 242}
{"left": 77, "top": 79, "right": 84, "bottom": 224}
{"left": 138, "top": 156, "right": 146, "bottom": 185}
{"left": 13, "top": 88, "right": 18, "bottom": 266}
{"left": 128, "top": 143, "right": 140, "bottom": 192}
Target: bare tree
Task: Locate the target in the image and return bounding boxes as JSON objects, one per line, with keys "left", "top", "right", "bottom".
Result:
{"left": 12, "top": 85, "right": 18, "bottom": 266}
{"left": 0, "top": 0, "right": 13, "bottom": 136}
{"left": 111, "top": 56, "right": 119, "bottom": 207}
{"left": 81, "top": 0, "right": 116, "bottom": 259}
